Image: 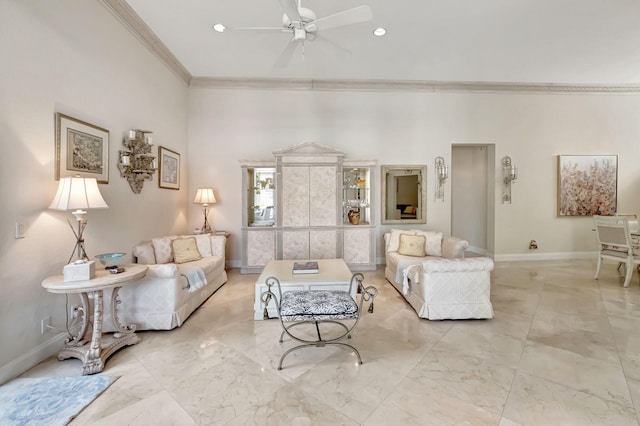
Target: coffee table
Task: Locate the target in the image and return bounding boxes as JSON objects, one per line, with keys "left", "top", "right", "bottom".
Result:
{"left": 254, "top": 259, "right": 354, "bottom": 320}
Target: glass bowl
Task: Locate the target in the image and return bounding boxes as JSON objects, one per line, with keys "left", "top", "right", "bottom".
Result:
{"left": 95, "top": 253, "right": 126, "bottom": 267}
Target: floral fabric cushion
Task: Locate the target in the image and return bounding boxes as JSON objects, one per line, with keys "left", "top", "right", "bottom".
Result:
{"left": 398, "top": 234, "right": 426, "bottom": 257}
{"left": 412, "top": 230, "right": 443, "bottom": 257}
{"left": 133, "top": 242, "right": 156, "bottom": 265}
{"left": 172, "top": 237, "right": 202, "bottom": 264}
{"left": 152, "top": 235, "right": 178, "bottom": 264}
{"left": 280, "top": 290, "right": 358, "bottom": 322}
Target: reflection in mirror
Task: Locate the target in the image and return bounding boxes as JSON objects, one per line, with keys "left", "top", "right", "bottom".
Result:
{"left": 381, "top": 165, "right": 427, "bottom": 224}
{"left": 248, "top": 167, "right": 276, "bottom": 227}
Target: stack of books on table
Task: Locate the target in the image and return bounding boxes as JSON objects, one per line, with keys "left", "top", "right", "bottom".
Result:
{"left": 292, "top": 261, "right": 319, "bottom": 274}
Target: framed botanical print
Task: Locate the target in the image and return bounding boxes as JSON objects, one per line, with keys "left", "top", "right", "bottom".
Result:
{"left": 55, "top": 113, "right": 109, "bottom": 183}
{"left": 158, "top": 146, "right": 180, "bottom": 190}
{"left": 557, "top": 155, "right": 618, "bottom": 216}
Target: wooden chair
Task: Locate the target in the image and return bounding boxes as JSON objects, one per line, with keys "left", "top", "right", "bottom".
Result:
{"left": 262, "top": 273, "right": 377, "bottom": 370}
{"left": 593, "top": 215, "right": 640, "bottom": 287}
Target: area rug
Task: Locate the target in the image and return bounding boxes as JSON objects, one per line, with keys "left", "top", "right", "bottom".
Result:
{"left": 0, "top": 374, "right": 118, "bottom": 426}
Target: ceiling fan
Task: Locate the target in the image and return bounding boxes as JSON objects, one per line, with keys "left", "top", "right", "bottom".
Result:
{"left": 212, "top": 0, "right": 373, "bottom": 66}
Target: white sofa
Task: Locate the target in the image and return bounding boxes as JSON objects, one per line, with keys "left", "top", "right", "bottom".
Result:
{"left": 384, "top": 229, "right": 494, "bottom": 320}
{"left": 103, "top": 234, "right": 227, "bottom": 331}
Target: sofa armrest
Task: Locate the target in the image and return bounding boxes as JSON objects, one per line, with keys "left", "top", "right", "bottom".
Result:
{"left": 210, "top": 235, "right": 227, "bottom": 258}
{"left": 422, "top": 257, "right": 494, "bottom": 273}
{"left": 146, "top": 263, "right": 179, "bottom": 278}
{"left": 442, "top": 236, "right": 469, "bottom": 258}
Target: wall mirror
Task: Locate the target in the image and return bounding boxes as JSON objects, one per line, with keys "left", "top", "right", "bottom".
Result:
{"left": 381, "top": 165, "right": 427, "bottom": 224}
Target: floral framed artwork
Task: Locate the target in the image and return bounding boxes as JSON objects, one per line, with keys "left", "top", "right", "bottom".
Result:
{"left": 557, "top": 155, "right": 618, "bottom": 216}
{"left": 158, "top": 146, "right": 180, "bottom": 190}
{"left": 55, "top": 113, "right": 109, "bottom": 183}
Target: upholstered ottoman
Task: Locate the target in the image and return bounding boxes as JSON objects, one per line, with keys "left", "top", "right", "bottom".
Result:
{"left": 404, "top": 257, "right": 494, "bottom": 320}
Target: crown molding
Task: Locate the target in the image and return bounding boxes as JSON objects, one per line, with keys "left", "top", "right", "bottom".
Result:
{"left": 101, "top": 1, "right": 640, "bottom": 95}
{"left": 100, "top": 0, "right": 191, "bottom": 85}
{"left": 190, "top": 77, "right": 640, "bottom": 94}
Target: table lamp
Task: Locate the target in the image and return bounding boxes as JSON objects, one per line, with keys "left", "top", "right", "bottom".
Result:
{"left": 49, "top": 176, "right": 109, "bottom": 264}
{"left": 193, "top": 187, "right": 216, "bottom": 233}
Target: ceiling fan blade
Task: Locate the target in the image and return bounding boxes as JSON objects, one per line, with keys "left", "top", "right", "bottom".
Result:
{"left": 310, "top": 5, "right": 373, "bottom": 31}
{"left": 278, "top": 0, "right": 302, "bottom": 26}
{"left": 227, "top": 26, "right": 288, "bottom": 33}
{"left": 274, "top": 39, "right": 299, "bottom": 68}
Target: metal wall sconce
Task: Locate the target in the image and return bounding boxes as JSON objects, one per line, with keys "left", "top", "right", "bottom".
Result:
{"left": 435, "top": 156, "right": 448, "bottom": 201}
{"left": 502, "top": 155, "right": 518, "bottom": 203}
{"left": 118, "top": 130, "right": 157, "bottom": 194}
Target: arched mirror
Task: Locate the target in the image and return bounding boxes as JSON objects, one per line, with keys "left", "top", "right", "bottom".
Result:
{"left": 381, "top": 165, "right": 427, "bottom": 224}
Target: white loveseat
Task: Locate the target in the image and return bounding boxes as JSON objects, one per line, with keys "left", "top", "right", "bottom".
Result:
{"left": 103, "top": 234, "right": 227, "bottom": 331}
{"left": 384, "top": 229, "right": 494, "bottom": 320}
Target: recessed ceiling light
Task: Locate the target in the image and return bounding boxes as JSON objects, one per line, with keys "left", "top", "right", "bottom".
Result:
{"left": 213, "top": 24, "right": 226, "bottom": 33}
{"left": 373, "top": 27, "right": 386, "bottom": 37}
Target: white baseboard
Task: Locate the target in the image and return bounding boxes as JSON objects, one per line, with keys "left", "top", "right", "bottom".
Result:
{"left": 494, "top": 251, "right": 596, "bottom": 262}
{"left": 0, "top": 331, "right": 70, "bottom": 385}
{"left": 375, "top": 251, "right": 596, "bottom": 264}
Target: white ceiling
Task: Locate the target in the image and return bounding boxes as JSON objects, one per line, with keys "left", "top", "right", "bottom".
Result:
{"left": 123, "top": 0, "right": 640, "bottom": 85}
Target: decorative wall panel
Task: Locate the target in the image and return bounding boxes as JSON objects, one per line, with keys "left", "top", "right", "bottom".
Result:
{"left": 343, "top": 228, "right": 371, "bottom": 264}
{"left": 282, "top": 231, "right": 309, "bottom": 260}
{"left": 310, "top": 166, "right": 337, "bottom": 226}
{"left": 310, "top": 230, "right": 337, "bottom": 259}
{"left": 281, "top": 166, "right": 309, "bottom": 227}
{"left": 247, "top": 230, "right": 275, "bottom": 267}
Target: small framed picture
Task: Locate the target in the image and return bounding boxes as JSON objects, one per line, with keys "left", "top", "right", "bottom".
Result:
{"left": 158, "top": 146, "right": 180, "bottom": 190}
{"left": 55, "top": 113, "right": 109, "bottom": 183}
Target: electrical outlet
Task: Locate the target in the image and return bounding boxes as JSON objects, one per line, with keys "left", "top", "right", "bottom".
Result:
{"left": 40, "top": 316, "right": 51, "bottom": 334}
{"left": 15, "top": 222, "right": 25, "bottom": 239}
{"left": 70, "top": 305, "right": 80, "bottom": 320}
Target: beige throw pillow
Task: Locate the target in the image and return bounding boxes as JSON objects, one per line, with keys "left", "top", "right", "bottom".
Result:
{"left": 398, "top": 234, "right": 426, "bottom": 257}
{"left": 387, "top": 229, "right": 416, "bottom": 252}
{"left": 181, "top": 234, "right": 212, "bottom": 257}
{"left": 172, "top": 237, "right": 202, "bottom": 264}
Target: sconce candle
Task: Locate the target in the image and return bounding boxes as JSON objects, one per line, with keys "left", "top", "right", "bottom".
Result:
{"left": 121, "top": 155, "right": 130, "bottom": 166}
{"left": 145, "top": 136, "right": 153, "bottom": 144}
{"left": 151, "top": 159, "right": 157, "bottom": 169}
{"left": 128, "top": 130, "right": 137, "bottom": 139}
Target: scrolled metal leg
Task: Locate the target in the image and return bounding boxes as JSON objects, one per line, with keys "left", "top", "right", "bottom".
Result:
{"left": 111, "top": 286, "right": 136, "bottom": 338}
{"left": 65, "top": 292, "right": 90, "bottom": 347}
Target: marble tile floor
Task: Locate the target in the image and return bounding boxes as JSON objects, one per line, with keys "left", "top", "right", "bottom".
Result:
{"left": 20, "top": 260, "right": 640, "bottom": 425}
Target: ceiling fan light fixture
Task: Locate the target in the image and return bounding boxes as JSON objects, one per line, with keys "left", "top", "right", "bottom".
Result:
{"left": 373, "top": 27, "right": 387, "bottom": 37}
{"left": 213, "top": 23, "right": 226, "bottom": 33}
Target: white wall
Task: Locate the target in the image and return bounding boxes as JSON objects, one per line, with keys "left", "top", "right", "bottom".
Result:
{"left": 0, "top": 0, "right": 189, "bottom": 383}
{"left": 187, "top": 88, "right": 640, "bottom": 266}
{"left": 452, "top": 145, "right": 489, "bottom": 253}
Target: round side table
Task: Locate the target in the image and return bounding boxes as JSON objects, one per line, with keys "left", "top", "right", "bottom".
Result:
{"left": 42, "top": 264, "right": 147, "bottom": 375}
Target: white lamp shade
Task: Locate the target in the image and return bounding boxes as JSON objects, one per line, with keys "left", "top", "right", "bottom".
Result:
{"left": 49, "top": 176, "right": 109, "bottom": 211}
{"left": 194, "top": 188, "right": 216, "bottom": 205}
